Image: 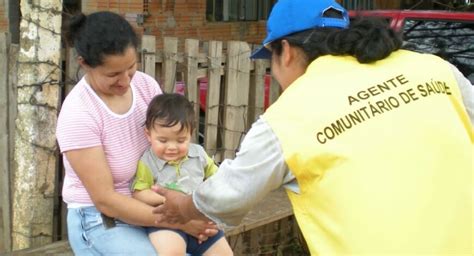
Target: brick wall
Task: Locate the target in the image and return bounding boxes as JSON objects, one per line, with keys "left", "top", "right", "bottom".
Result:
{"left": 0, "top": 2, "right": 8, "bottom": 33}
{"left": 0, "top": 0, "right": 404, "bottom": 45}
{"left": 143, "top": 0, "right": 266, "bottom": 47}
{"left": 79, "top": 0, "right": 404, "bottom": 50}
{"left": 82, "top": 0, "right": 267, "bottom": 50}
{"left": 374, "top": 0, "right": 401, "bottom": 9}
{"left": 336, "top": 0, "right": 401, "bottom": 9}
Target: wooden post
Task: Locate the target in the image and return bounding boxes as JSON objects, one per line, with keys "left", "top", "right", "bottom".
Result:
{"left": 141, "top": 35, "right": 156, "bottom": 79}
{"left": 204, "top": 41, "right": 223, "bottom": 158}
{"left": 248, "top": 59, "right": 268, "bottom": 124}
{"left": 62, "top": 48, "right": 81, "bottom": 243}
{"left": 9, "top": 45, "right": 18, "bottom": 154}
{"left": 222, "top": 41, "right": 251, "bottom": 159}
{"left": 0, "top": 32, "right": 12, "bottom": 254}
{"left": 65, "top": 48, "right": 82, "bottom": 96}
{"left": 8, "top": 44, "right": 18, "bottom": 251}
{"left": 269, "top": 76, "right": 281, "bottom": 106}
{"left": 162, "top": 37, "right": 178, "bottom": 93}
{"left": 184, "top": 39, "right": 200, "bottom": 142}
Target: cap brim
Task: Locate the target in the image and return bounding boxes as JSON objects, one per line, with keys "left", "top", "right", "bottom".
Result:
{"left": 250, "top": 46, "right": 272, "bottom": 59}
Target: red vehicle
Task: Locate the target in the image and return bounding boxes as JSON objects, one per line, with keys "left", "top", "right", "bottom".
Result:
{"left": 175, "top": 74, "right": 272, "bottom": 113}
{"left": 178, "top": 10, "right": 474, "bottom": 113}
{"left": 350, "top": 10, "right": 474, "bottom": 31}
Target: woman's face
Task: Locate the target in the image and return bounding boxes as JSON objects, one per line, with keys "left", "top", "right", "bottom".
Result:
{"left": 83, "top": 46, "right": 137, "bottom": 97}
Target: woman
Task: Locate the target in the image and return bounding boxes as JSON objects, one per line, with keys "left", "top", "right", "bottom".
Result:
{"left": 56, "top": 11, "right": 216, "bottom": 255}
{"left": 153, "top": 0, "right": 473, "bottom": 255}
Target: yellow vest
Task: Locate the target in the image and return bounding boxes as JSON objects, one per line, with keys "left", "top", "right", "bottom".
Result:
{"left": 264, "top": 50, "right": 473, "bottom": 255}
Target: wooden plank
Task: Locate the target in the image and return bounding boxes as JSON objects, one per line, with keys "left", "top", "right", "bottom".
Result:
{"left": 197, "top": 67, "right": 224, "bottom": 79}
{"left": 224, "top": 188, "right": 300, "bottom": 255}
{"left": 184, "top": 39, "right": 200, "bottom": 142}
{"left": 9, "top": 45, "right": 18, "bottom": 150}
{"left": 156, "top": 51, "right": 216, "bottom": 66}
{"left": 269, "top": 75, "right": 281, "bottom": 106}
{"left": 6, "top": 45, "right": 17, "bottom": 254}
{"left": 197, "top": 67, "right": 208, "bottom": 79}
{"left": 162, "top": 37, "right": 178, "bottom": 93}
{"left": 222, "top": 41, "right": 251, "bottom": 159}
{"left": 10, "top": 240, "right": 73, "bottom": 256}
{"left": 59, "top": 200, "right": 67, "bottom": 246}
{"left": 204, "top": 41, "right": 223, "bottom": 158}
{"left": 65, "top": 48, "right": 82, "bottom": 96}
{"left": 11, "top": 188, "right": 293, "bottom": 256}
{"left": 248, "top": 59, "right": 268, "bottom": 124}
{"left": 0, "top": 32, "right": 11, "bottom": 254}
{"left": 61, "top": 49, "right": 80, "bottom": 245}
{"left": 223, "top": 188, "right": 292, "bottom": 236}
{"left": 141, "top": 35, "right": 156, "bottom": 79}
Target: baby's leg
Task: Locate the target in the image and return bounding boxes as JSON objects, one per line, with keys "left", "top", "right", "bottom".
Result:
{"left": 203, "top": 237, "right": 233, "bottom": 256}
{"left": 149, "top": 229, "right": 186, "bottom": 256}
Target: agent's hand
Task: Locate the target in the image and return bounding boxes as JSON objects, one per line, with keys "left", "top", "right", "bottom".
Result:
{"left": 152, "top": 185, "right": 189, "bottom": 224}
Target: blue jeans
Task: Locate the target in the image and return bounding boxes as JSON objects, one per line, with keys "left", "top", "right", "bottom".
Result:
{"left": 67, "top": 206, "right": 156, "bottom": 256}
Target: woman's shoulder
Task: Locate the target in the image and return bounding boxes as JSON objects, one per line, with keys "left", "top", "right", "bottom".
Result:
{"left": 131, "top": 71, "right": 162, "bottom": 99}
{"left": 60, "top": 80, "right": 92, "bottom": 113}
{"left": 56, "top": 80, "right": 105, "bottom": 150}
{"left": 132, "top": 71, "right": 160, "bottom": 90}
{"left": 58, "top": 79, "right": 104, "bottom": 127}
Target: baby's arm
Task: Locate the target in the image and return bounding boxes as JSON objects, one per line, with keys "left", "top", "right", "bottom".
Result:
{"left": 132, "top": 189, "right": 165, "bottom": 206}
{"left": 132, "top": 160, "right": 164, "bottom": 206}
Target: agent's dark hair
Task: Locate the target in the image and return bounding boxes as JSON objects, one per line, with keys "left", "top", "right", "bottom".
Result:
{"left": 270, "top": 11, "right": 402, "bottom": 64}
{"left": 145, "top": 93, "right": 196, "bottom": 133}
{"left": 65, "top": 11, "right": 138, "bottom": 67}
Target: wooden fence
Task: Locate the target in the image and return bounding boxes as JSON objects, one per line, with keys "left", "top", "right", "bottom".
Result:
{"left": 1, "top": 34, "right": 296, "bottom": 254}
{"left": 65, "top": 35, "right": 281, "bottom": 162}
{"left": 142, "top": 36, "right": 282, "bottom": 161}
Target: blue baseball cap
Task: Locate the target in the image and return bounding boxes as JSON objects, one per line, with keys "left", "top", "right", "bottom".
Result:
{"left": 251, "top": 0, "right": 349, "bottom": 59}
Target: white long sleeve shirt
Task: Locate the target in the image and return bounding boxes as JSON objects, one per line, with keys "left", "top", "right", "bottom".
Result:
{"left": 192, "top": 63, "right": 474, "bottom": 226}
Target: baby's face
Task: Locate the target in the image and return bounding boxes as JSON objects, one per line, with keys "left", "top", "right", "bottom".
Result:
{"left": 146, "top": 122, "right": 191, "bottom": 162}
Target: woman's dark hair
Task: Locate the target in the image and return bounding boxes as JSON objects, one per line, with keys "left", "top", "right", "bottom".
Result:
{"left": 270, "top": 13, "right": 402, "bottom": 64}
{"left": 145, "top": 93, "right": 196, "bottom": 133}
{"left": 65, "top": 11, "right": 139, "bottom": 67}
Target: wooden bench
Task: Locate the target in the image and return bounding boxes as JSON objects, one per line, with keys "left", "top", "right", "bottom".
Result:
{"left": 10, "top": 188, "right": 308, "bottom": 255}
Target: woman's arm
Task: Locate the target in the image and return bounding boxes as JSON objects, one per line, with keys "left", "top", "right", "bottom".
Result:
{"left": 66, "top": 146, "right": 162, "bottom": 226}
{"left": 66, "top": 146, "right": 218, "bottom": 238}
